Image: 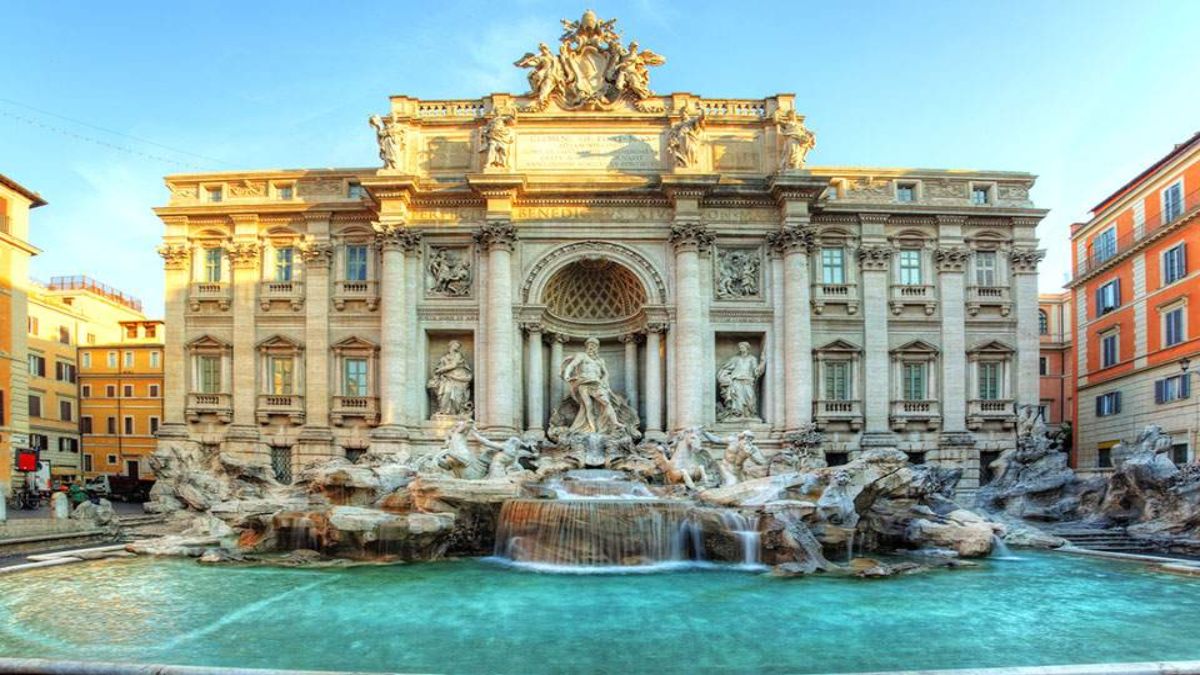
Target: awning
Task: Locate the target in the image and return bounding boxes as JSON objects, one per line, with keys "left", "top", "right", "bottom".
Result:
{"left": 50, "top": 466, "right": 79, "bottom": 477}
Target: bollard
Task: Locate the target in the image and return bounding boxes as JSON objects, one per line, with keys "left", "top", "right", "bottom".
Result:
{"left": 51, "top": 491, "right": 70, "bottom": 520}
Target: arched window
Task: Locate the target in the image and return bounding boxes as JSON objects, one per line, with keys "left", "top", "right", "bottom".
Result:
{"left": 1038, "top": 310, "right": 1049, "bottom": 336}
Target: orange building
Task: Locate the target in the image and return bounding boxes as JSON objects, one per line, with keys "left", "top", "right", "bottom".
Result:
{"left": 79, "top": 321, "right": 164, "bottom": 480}
{"left": 0, "top": 173, "right": 45, "bottom": 499}
{"left": 1069, "top": 131, "right": 1200, "bottom": 473}
{"left": 1038, "top": 292, "right": 1074, "bottom": 458}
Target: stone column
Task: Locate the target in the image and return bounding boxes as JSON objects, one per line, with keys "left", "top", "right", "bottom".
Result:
{"left": 1011, "top": 247, "right": 1046, "bottom": 407}
{"left": 644, "top": 324, "right": 665, "bottom": 439}
{"left": 621, "top": 333, "right": 639, "bottom": 414}
{"left": 403, "top": 235, "right": 423, "bottom": 424}
{"left": 524, "top": 323, "right": 545, "bottom": 436}
{"left": 373, "top": 223, "right": 415, "bottom": 435}
{"left": 768, "top": 248, "right": 786, "bottom": 430}
{"left": 769, "top": 225, "right": 816, "bottom": 431}
{"left": 935, "top": 241, "right": 970, "bottom": 434}
{"left": 475, "top": 222, "right": 518, "bottom": 433}
{"left": 669, "top": 222, "right": 713, "bottom": 429}
{"left": 549, "top": 333, "right": 567, "bottom": 414}
{"left": 298, "top": 227, "right": 335, "bottom": 458}
{"left": 857, "top": 240, "right": 895, "bottom": 444}
{"left": 225, "top": 232, "right": 262, "bottom": 455}
{"left": 156, "top": 238, "right": 191, "bottom": 432}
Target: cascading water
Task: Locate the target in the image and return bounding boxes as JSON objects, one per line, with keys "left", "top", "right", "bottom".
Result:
{"left": 491, "top": 470, "right": 765, "bottom": 572}
{"left": 990, "top": 534, "right": 1021, "bottom": 561}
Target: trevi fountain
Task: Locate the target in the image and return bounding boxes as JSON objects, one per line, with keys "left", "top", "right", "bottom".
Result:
{"left": 5, "top": 11, "right": 1200, "bottom": 675}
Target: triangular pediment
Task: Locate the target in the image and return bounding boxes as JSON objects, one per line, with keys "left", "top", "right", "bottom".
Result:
{"left": 256, "top": 334, "right": 303, "bottom": 351}
{"left": 186, "top": 334, "right": 230, "bottom": 350}
{"left": 969, "top": 339, "right": 1014, "bottom": 354}
{"left": 332, "top": 336, "right": 378, "bottom": 353}
{"left": 890, "top": 339, "right": 939, "bottom": 355}
{"left": 815, "top": 339, "right": 861, "bottom": 353}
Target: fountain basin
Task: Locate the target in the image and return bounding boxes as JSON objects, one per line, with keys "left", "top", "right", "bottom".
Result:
{"left": 3, "top": 553, "right": 1200, "bottom": 673}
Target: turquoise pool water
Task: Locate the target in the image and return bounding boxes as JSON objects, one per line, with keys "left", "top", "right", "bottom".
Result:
{"left": 1, "top": 552, "right": 1198, "bottom": 674}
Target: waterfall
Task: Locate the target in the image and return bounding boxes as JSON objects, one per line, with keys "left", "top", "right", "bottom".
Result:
{"left": 494, "top": 499, "right": 694, "bottom": 569}
{"left": 990, "top": 534, "right": 1021, "bottom": 561}
{"left": 718, "top": 511, "right": 762, "bottom": 567}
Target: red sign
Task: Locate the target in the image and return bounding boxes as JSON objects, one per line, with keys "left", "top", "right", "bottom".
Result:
{"left": 16, "top": 450, "right": 39, "bottom": 472}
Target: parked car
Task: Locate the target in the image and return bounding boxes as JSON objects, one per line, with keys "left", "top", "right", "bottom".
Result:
{"left": 84, "top": 475, "right": 155, "bottom": 502}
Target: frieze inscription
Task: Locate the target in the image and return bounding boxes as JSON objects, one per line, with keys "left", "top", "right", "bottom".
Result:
{"left": 517, "top": 133, "right": 661, "bottom": 171}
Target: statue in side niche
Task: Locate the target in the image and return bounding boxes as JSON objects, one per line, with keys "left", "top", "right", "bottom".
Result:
{"left": 717, "top": 342, "right": 766, "bottom": 421}
{"left": 428, "top": 341, "right": 473, "bottom": 417}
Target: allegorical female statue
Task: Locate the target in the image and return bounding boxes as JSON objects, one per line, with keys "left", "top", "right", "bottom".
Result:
{"left": 561, "top": 337, "right": 624, "bottom": 435}
{"left": 717, "top": 341, "right": 766, "bottom": 421}
{"left": 369, "top": 114, "right": 404, "bottom": 170}
{"left": 479, "top": 115, "right": 515, "bottom": 169}
{"left": 776, "top": 109, "right": 815, "bottom": 171}
{"left": 428, "top": 341, "right": 473, "bottom": 417}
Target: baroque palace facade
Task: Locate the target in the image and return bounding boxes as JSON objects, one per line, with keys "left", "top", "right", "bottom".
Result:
{"left": 155, "top": 13, "right": 1046, "bottom": 494}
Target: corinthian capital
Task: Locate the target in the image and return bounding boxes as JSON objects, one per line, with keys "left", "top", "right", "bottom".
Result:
{"left": 156, "top": 243, "right": 191, "bottom": 271}
{"left": 373, "top": 223, "right": 422, "bottom": 252}
{"left": 857, "top": 245, "right": 895, "bottom": 271}
{"left": 1009, "top": 247, "right": 1045, "bottom": 273}
{"left": 474, "top": 222, "right": 518, "bottom": 252}
{"left": 224, "top": 240, "right": 261, "bottom": 269}
{"left": 767, "top": 225, "right": 816, "bottom": 255}
{"left": 298, "top": 237, "right": 335, "bottom": 267}
{"left": 934, "top": 246, "right": 970, "bottom": 273}
{"left": 668, "top": 222, "right": 714, "bottom": 253}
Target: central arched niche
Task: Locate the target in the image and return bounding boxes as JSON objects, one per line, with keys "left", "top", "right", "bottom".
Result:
{"left": 541, "top": 258, "right": 647, "bottom": 335}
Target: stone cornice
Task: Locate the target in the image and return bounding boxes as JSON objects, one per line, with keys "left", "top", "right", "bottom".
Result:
{"left": 466, "top": 174, "right": 526, "bottom": 200}
{"left": 857, "top": 213, "right": 890, "bottom": 226}
{"left": 474, "top": 222, "right": 518, "bottom": 252}
{"left": 767, "top": 174, "right": 829, "bottom": 204}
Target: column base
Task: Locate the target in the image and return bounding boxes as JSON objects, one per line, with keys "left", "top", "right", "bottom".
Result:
{"left": 297, "top": 426, "right": 337, "bottom": 461}
{"left": 222, "top": 425, "right": 263, "bottom": 463}
{"left": 370, "top": 425, "right": 410, "bottom": 455}
{"left": 936, "top": 431, "right": 980, "bottom": 503}
{"left": 859, "top": 431, "right": 898, "bottom": 450}
{"left": 643, "top": 429, "right": 667, "bottom": 443}
{"left": 155, "top": 423, "right": 190, "bottom": 441}
{"left": 522, "top": 428, "right": 546, "bottom": 442}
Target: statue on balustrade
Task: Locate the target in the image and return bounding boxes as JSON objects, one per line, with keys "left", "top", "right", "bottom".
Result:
{"left": 479, "top": 114, "right": 515, "bottom": 169}
{"left": 717, "top": 342, "right": 766, "bottom": 421}
{"left": 369, "top": 114, "right": 405, "bottom": 170}
{"left": 667, "top": 106, "right": 705, "bottom": 168}
{"left": 776, "top": 109, "right": 815, "bottom": 172}
{"left": 428, "top": 341, "right": 473, "bottom": 417}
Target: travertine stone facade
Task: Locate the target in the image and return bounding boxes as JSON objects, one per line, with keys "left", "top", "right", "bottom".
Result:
{"left": 155, "top": 14, "right": 1046, "bottom": 495}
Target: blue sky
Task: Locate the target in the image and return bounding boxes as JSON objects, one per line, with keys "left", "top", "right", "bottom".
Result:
{"left": 3, "top": 0, "right": 1198, "bottom": 317}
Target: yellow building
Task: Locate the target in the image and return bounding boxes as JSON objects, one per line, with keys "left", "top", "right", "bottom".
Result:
{"left": 79, "top": 320, "right": 164, "bottom": 479}
{"left": 26, "top": 277, "right": 147, "bottom": 483}
{"left": 0, "top": 173, "right": 45, "bottom": 498}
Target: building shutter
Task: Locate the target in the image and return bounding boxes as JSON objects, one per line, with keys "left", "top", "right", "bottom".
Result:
{"left": 1114, "top": 391, "right": 1122, "bottom": 414}
{"left": 1114, "top": 281, "right": 1122, "bottom": 307}
{"left": 1095, "top": 396, "right": 1103, "bottom": 416}
{"left": 1155, "top": 379, "right": 1165, "bottom": 404}
{"left": 1183, "top": 373, "right": 1192, "bottom": 399}
{"left": 1095, "top": 287, "right": 1102, "bottom": 315}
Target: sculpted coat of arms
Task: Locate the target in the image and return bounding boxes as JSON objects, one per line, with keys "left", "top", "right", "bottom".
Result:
{"left": 514, "top": 10, "right": 666, "bottom": 112}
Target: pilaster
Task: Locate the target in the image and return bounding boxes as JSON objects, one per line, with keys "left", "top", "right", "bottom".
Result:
{"left": 156, "top": 230, "right": 191, "bottom": 434}
{"left": 298, "top": 217, "right": 334, "bottom": 454}
{"left": 857, "top": 213, "right": 896, "bottom": 446}
{"left": 1010, "top": 247, "right": 1045, "bottom": 407}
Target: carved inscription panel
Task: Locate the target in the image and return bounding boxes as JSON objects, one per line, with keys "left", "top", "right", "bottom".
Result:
{"left": 517, "top": 133, "right": 662, "bottom": 171}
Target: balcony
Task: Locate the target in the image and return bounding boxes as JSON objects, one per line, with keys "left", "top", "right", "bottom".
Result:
{"left": 890, "top": 399, "right": 940, "bottom": 431}
{"left": 811, "top": 283, "right": 859, "bottom": 315}
{"left": 965, "top": 286, "right": 1011, "bottom": 317}
{"left": 186, "top": 392, "right": 232, "bottom": 423}
{"left": 813, "top": 399, "right": 863, "bottom": 430}
{"left": 259, "top": 280, "right": 305, "bottom": 311}
{"left": 967, "top": 399, "right": 1015, "bottom": 430}
{"left": 1075, "top": 185, "right": 1199, "bottom": 279}
{"left": 189, "top": 282, "right": 231, "bottom": 311}
{"left": 889, "top": 284, "right": 937, "bottom": 315}
{"left": 256, "top": 393, "right": 305, "bottom": 425}
{"left": 334, "top": 280, "right": 379, "bottom": 311}
{"left": 332, "top": 396, "right": 380, "bottom": 426}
